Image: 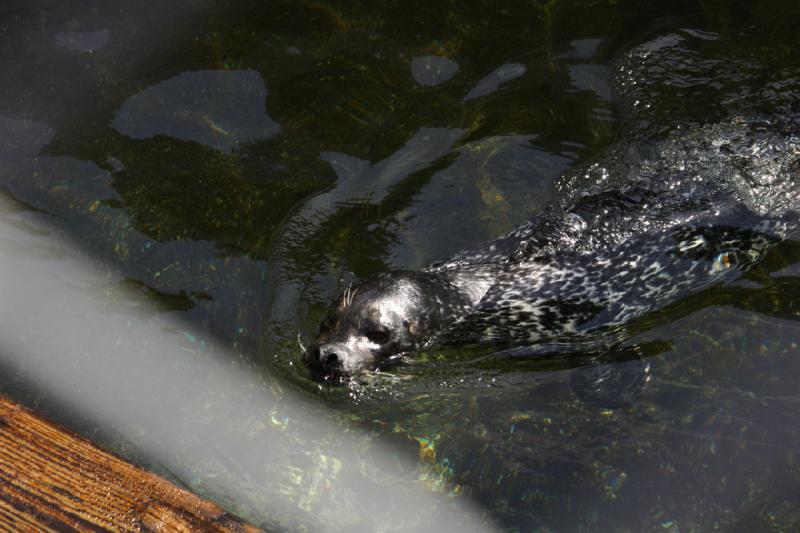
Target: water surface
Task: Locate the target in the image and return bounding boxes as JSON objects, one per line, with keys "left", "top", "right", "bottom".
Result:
{"left": 1, "top": 1, "right": 800, "bottom": 531}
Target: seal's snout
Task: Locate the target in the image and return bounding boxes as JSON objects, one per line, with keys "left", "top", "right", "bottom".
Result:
{"left": 305, "top": 342, "right": 347, "bottom": 382}
{"left": 314, "top": 345, "right": 340, "bottom": 371}
{"left": 305, "top": 338, "right": 380, "bottom": 382}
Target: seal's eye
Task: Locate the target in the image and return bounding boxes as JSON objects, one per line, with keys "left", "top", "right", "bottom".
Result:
{"left": 365, "top": 328, "right": 390, "bottom": 345}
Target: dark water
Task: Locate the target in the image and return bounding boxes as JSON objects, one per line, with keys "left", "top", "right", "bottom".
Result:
{"left": 1, "top": 1, "right": 800, "bottom": 531}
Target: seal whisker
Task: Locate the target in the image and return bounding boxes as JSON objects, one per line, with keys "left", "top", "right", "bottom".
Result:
{"left": 341, "top": 284, "right": 350, "bottom": 308}
{"left": 341, "top": 281, "right": 357, "bottom": 307}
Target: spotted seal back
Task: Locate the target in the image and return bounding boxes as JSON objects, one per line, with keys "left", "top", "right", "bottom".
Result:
{"left": 305, "top": 116, "right": 800, "bottom": 380}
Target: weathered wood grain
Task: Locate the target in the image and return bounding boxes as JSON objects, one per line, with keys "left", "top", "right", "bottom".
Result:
{"left": 0, "top": 398, "right": 263, "bottom": 532}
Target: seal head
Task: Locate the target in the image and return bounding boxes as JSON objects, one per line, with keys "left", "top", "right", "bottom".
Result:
{"left": 305, "top": 270, "right": 470, "bottom": 381}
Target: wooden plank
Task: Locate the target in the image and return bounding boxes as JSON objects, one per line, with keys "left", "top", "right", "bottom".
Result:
{"left": 0, "top": 398, "right": 263, "bottom": 532}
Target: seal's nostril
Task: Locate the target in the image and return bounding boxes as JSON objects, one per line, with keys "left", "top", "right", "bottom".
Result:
{"left": 319, "top": 350, "right": 339, "bottom": 368}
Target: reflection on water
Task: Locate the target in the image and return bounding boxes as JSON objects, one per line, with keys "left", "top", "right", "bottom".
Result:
{"left": 112, "top": 70, "right": 280, "bottom": 153}
{"left": 0, "top": 117, "right": 120, "bottom": 215}
{"left": 55, "top": 30, "right": 110, "bottom": 52}
{"left": 0, "top": 1, "right": 799, "bottom": 531}
{"left": 410, "top": 55, "right": 460, "bottom": 87}
{"left": 391, "top": 134, "right": 571, "bottom": 264}
{"left": 462, "top": 63, "right": 528, "bottom": 102}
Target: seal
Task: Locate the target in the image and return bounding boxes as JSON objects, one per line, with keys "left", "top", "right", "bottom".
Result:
{"left": 305, "top": 116, "right": 800, "bottom": 382}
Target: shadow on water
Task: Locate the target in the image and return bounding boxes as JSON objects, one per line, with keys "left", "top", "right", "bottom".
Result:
{"left": 1, "top": 0, "right": 800, "bottom": 531}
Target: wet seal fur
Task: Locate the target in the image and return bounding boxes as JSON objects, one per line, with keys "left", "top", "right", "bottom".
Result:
{"left": 305, "top": 117, "right": 800, "bottom": 383}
